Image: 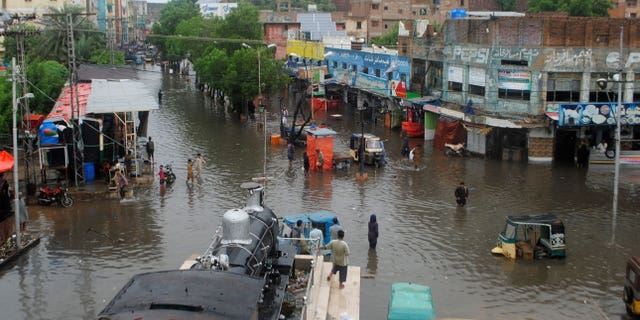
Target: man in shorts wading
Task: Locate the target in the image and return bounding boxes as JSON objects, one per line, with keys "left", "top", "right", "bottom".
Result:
{"left": 322, "top": 229, "right": 350, "bottom": 289}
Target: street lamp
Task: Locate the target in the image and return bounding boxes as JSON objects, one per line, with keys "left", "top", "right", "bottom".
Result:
{"left": 12, "top": 57, "right": 34, "bottom": 250}
{"left": 243, "top": 43, "right": 276, "bottom": 186}
{"left": 597, "top": 26, "right": 624, "bottom": 244}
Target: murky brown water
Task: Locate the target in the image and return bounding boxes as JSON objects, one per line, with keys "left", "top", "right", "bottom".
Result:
{"left": 1, "top": 67, "right": 640, "bottom": 319}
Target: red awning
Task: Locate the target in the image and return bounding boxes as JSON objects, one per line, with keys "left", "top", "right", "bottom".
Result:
{"left": 0, "top": 150, "right": 14, "bottom": 173}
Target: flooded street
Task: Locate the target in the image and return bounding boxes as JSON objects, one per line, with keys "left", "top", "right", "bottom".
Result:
{"left": 1, "top": 68, "right": 640, "bottom": 320}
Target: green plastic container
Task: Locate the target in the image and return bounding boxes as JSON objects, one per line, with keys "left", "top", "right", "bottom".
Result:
{"left": 387, "top": 282, "right": 435, "bottom": 320}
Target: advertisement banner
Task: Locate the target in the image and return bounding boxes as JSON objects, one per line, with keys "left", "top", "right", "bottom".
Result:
{"left": 498, "top": 70, "right": 531, "bottom": 90}
{"left": 558, "top": 102, "right": 640, "bottom": 126}
{"left": 354, "top": 72, "right": 387, "bottom": 96}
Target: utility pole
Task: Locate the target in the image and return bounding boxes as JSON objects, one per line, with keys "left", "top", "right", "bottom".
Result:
{"left": 44, "top": 12, "right": 95, "bottom": 186}
{"left": 1, "top": 14, "right": 38, "bottom": 194}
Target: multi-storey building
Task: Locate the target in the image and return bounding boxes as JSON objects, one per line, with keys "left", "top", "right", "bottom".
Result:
{"left": 404, "top": 15, "right": 640, "bottom": 163}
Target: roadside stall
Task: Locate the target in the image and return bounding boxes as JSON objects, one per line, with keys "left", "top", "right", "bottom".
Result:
{"left": 305, "top": 127, "right": 336, "bottom": 171}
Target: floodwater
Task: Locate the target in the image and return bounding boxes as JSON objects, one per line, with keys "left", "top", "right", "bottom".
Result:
{"left": 1, "top": 67, "right": 640, "bottom": 320}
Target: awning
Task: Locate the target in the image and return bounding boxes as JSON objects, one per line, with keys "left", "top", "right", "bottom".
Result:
{"left": 86, "top": 79, "right": 159, "bottom": 114}
{"left": 0, "top": 150, "right": 14, "bottom": 173}
{"left": 545, "top": 112, "right": 558, "bottom": 121}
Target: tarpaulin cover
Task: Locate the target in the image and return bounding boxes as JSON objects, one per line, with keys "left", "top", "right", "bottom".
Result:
{"left": 433, "top": 118, "right": 467, "bottom": 150}
{"left": 306, "top": 127, "right": 335, "bottom": 171}
{"left": 0, "top": 150, "right": 14, "bottom": 173}
{"left": 47, "top": 83, "right": 92, "bottom": 120}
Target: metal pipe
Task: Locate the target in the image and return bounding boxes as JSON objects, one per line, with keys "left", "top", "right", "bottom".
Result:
{"left": 611, "top": 25, "right": 623, "bottom": 245}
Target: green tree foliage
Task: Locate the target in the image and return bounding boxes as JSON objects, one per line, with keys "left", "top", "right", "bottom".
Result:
{"left": 0, "top": 73, "right": 13, "bottom": 134}
{"left": 498, "top": 0, "right": 517, "bottom": 11}
{"left": 26, "top": 61, "right": 69, "bottom": 115}
{"left": 370, "top": 23, "right": 398, "bottom": 47}
{"left": 217, "top": 3, "right": 262, "bottom": 41}
{"left": 151, "top": 0, "right": 200, "bottom": 47}
{"left": 89, "top": 49, "right": 125, "bottom": 65}
{"left": 155, "top": 1, "right": 290, "bottom": 114}
{"left": 527, "top": 0, "right": 612, "bottom": 17}
{"left": 0, "top": 61, "right": 67, "bottom": 134}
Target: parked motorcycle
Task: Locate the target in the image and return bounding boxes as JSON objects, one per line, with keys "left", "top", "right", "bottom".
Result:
{"left": 164, "top": 164, "right": 176, "bottom": 184}
{"left": 445, "top": 143, "right": 469, "bottom": 157}
{"left": 37, "top": 184, "right": 74, "bottom": 208}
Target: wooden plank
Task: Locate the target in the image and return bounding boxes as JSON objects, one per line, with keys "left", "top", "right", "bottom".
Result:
{"left": 305, "top": 256, "right": 327, "bottom": 319}
{"left": 178, "top": 254, "right": 199, "bottom": 270}
{"left": 307, "top": 262, "right": 335, "bottom": 320}
{"left": 327, "top": 265, "right": 360, "bottom": 320}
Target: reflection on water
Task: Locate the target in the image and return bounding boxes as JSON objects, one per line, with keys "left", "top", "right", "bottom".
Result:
{"left": 1, "top": 68, "right": 639, "bottom": 319}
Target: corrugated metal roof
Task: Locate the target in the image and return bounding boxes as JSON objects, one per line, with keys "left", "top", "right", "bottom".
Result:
{"left": 47, "top": 83, "right": 92, "bottom": 120}
{"left": 86, "top": 79, "right": 159, "bottom": 113}
{"left": 297, "top": 13, "right": 346, "bottom": 41}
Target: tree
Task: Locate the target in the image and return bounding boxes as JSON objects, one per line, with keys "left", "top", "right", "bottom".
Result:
{"left": 31, "top": 4, "right": 106, "bottom": 64}
{"left": 151, "top": 0, "right": 201, "bottom": 51}
{"left": 89, "top": 49, "right": 125, "bottom": 65}
{"left": 370, "top": 23, "right": 398, "bottom": 47}
{"left": 527, "top": 0, "right": 612, "bottom": 17}
{"left": 26, "top": 61, "right": 68, "bottom": 115}
{"left": 498, "top": 0, "right": 517, "bottom": 11}
{"left": 217, "top": 3, "right": 262, "bottom": 41}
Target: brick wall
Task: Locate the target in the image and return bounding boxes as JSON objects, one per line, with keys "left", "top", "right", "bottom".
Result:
{"left": 528, "top": 137, "right": 554, "bottom": 158}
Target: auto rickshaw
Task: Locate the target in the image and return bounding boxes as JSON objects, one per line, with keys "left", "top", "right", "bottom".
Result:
{"left": 491, "top": 214, "right": 566, "bottom": 260}
{"left": 349, "top": 133, "right": 386, "bottom": 167}
{"left": 624, "top": 256, "right": 640, "bottom": 316}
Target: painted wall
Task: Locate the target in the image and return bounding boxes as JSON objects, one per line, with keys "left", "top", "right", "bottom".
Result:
{"left": 325, "top": 47, "right": 411, "bottom": 98}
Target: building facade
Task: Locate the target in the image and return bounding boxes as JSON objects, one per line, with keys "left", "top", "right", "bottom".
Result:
{"left": 409, "top": 16, "right": 640, "bottom": 163}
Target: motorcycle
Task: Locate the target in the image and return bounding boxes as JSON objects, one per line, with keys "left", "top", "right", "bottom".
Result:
{"left": 164, "top": 164, "right": 176, "bottom": 184}
{"left": 445, "top": 143, "right": 469, "bottom": 157}
{"left": 37, "top": 184, "right": 74, "bottom": 208}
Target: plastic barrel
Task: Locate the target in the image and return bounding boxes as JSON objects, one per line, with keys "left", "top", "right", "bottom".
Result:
{"left": 83, "top": 162, "right": 95, "bottom": 181}
{"left": 271, "top": 134, "right": 280, "bottom": 145}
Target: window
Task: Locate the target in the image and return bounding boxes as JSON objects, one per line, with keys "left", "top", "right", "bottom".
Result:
{"left": 420, "top": 8, "right": 427, "bottom": 15}
{"left": 384, "top": 5, "right": 388, "bottom": 10}
{"left": 469, "top": 67, "right": 486, "bottom": 96}
{"left": 362, "top": 66, "right": 369, "bottom": 74}
{"left": 498, "top": 70, "right": 531, "bottom": 101}
{"left": 384, "top": 24, "right": 388, "bottom": 29}
{"left": 333, "top": 61, "right": 338, "bottom": 69}
{"left": 356, "top": 21, "right": 362, "bottom": 29}
{"left": 342, "top": 63, "right": 347, "bottom": 69}
{"left": 428, "top": 62, "right": 443, "bottom": 90}
{"left": 371, "top": 20, "right": 379, "bottom": 27}
{"left": 351, "top": 65, "right": 357, "bottom": 72}
{"left": 372, "top": 3, "right": 379, "bottom": 9}
{"left": 547, "top": 73, "right": 581, "bottom": 102}
{"left": 398, "top": 8, "right": 403, "bottom": 14}
{"left": 375, "top": 69, "right": 381, "bottom": 77}
{"left": 448, "top": 65, "right": 464, "bottom": 93}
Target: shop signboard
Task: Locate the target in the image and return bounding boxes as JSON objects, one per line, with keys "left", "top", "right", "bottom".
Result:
{"left": 558, "top": 102, "right": 640, "bottom": 126}
{"left": 498, "top": 70, "right": 531, "bottom": 90}
{"left": 355, "top": 72, "right": 387, "bottom": 96}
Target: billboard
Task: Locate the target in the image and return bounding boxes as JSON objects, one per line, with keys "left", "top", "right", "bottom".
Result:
{"left": 326, "top": 47, "right": 411, "bottom": 97}
{"left": 558, "top": 102, "right": 640, "bottom": 127}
